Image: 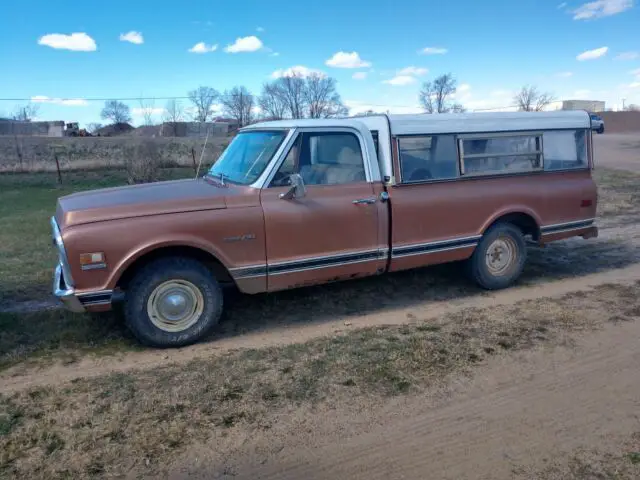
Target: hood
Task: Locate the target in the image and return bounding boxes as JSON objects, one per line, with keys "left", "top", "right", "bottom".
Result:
{"left": 56, "top": 178, "right": 229, "bottom": 229}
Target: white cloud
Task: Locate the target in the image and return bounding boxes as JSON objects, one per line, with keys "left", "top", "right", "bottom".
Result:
{"left": 418, "top": 47, "right": 448, "bottom": 55}
{"left": 383, "top": 75, "right": 417, "bottom": 86}
{"left": 38, "top": 32, "right": 96, "bottom": 51}
{"left": 119, "top": 31, "right": 143, "bottom": 45}
{"left": 224, "top": 36, "right": 263, "bottom": 53}
{"left": 188, "top": 42, "right": 218, "bottom": 53}
{"left": 352, "top": 72, "right": 368, "bottom": 80}
{"left": 629, "top": 82, "right": 640, "bottom": 88}
{"left": 631, "top": 68, "right": 640, "bottom": 77}
{"left": 271, "top": 65, "right": 326, "bottom": 78}
{"left": 397, "top": 66, "right": 428, "bottom": 76}
{"left": 31, "top": 95, "right": 88, "bottom": 106}
{"left": 557, "top": 71, "right": 574, "bottom": 77}
{"left": 576, "top": 46, "right": 608, "bottom": 60}
{"left": 615, "top": 51, "right": 639, "bottom": 60}
{"left": 270, "top": 52, "right": 280, "bottom": 57}
{"left": 325, "top": 51, "right": 371, "bottom": 68}
{"left": 132, "top": 107, "right": 165, "bottom": 116}
{"left": 558, "top": 2, "right": 568, "bottom": 8}
{"left": 458, "top": 83, "right": 471, "bottom": 93}
{"left": 256, "top": 26, "right": 265, "bottom": 32}
{"left": 573, "top": 0, "right": 633, "bottom": 19}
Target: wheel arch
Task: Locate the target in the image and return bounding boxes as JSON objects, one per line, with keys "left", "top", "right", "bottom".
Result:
{"left": 481, "top": 209, "right": 542, "bottom": 241}
{"left": 113, "top": 243, "right": 234, "bottom": 292}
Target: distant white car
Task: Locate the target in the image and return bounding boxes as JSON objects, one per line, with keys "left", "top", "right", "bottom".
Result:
{"left": 590, "top": 113, "right": 604, "bottom": 134}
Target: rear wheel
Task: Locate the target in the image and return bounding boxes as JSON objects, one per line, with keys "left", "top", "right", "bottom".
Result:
{"left": 124, "top": 257, "right": 223, "bottom": 347}
{"left": 467, "top": 223, "right": 526, "bottom": 290}
{"left": 597, "top": 125, "right": 605, "bottom": 134}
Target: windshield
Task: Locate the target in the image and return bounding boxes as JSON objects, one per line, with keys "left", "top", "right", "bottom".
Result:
{"left": 208, "top": 130, "right": 287, "bottom": 185}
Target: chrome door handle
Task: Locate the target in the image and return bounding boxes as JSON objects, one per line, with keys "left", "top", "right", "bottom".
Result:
{"left": 352, "top": 198, "right": 376, "bottom": 205}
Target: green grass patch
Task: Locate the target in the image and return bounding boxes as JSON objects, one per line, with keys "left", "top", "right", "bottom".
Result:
{"left": 0, "top": 309, "right": 140, "bottom": 371}
{"left": 0, "top": 168, "right": 193, "bottom": 304}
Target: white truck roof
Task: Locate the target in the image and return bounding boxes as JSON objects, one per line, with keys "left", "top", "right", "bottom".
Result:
{"left": 247, "top": 110, "right": 590, "bottom": 135}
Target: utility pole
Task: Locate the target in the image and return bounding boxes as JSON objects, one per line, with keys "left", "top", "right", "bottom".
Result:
{"left": 622, "top": 98, "right": 626, "bottom": 111}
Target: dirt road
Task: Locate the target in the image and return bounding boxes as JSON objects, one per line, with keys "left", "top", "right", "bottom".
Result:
{"left": 167, "top": 318, "right": 639, "bottom": 480}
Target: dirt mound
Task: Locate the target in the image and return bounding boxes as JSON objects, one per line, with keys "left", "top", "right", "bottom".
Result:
{"left": 94, "top": 122, "right": 134, "bottom": 136}
{"left": 129, "top": 125, "right": 163, "bottom": 137}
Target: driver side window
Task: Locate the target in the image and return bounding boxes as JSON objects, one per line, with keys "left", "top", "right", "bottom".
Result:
{"left": 398, "top": 134, "right": 459, "bottom": 183}
{"left": 270, "top": 131, "right": 367, "bottom": 187}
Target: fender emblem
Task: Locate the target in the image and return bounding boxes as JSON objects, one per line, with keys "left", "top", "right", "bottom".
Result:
{"left": 223, "top": 233, "right": 256, "bottom": 242}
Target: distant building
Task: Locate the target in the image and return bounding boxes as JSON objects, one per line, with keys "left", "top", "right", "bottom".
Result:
{"left": 0, "top": 119, "right": 64, "bottom": 137}
{"left": 562, "top": 100, "right": 606, "bottom": 112}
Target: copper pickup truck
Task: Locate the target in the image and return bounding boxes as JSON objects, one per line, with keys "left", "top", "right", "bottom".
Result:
{"left": 52, "top": 111, "right": 598, "bottom": 347}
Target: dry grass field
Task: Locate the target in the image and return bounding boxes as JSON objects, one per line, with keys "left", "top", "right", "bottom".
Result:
{"left": 0, "top": 135, "right": 228, "bottom": 172}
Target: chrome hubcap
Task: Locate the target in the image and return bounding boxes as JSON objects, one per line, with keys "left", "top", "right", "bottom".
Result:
{"left": 485, "top": 236, "right": 517, "bottom": 276}
{"left": 147, "top": 280, "right": 204, "bottom": 332}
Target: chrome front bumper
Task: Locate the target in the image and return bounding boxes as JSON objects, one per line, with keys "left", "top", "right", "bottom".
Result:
{"left": 53, "top": 264, "right": 85, "bottom": 313}
{"left": 53, "top": 264, "right": 116, "bottom": 312}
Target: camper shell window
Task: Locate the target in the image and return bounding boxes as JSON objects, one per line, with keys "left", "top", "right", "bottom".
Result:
{"left": 458, "top": 132, "right": 543, "bottom": 176}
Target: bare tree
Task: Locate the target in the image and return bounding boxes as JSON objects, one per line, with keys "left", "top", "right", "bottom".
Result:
{"left": 162, "top": 99, "right": 185, "bottom": 136}
{"left": 221, "top": 86, "right": 255, "bottom": 127}
{"left": 259, "top": 82, "right": 288, "bottom": 120}
{"left": 419, "top": 73, "right": 460, "bottom": 114}
{"left": 138, "top": 96, "right": 156, "bottom": 126}
{"left": 101, "top": 100, "right": 132, "bottom": 124}
{"left": 513, "top": 85, "right": 555, "bottom": 112}
{"left": 303, "top": 74, "right": 348, "bottom": 118}
{"left": 275, "top": 74, "right": 307, "bottom": 119}
{"left": 188, "top": 86, "right": 219, "bottom": 122}
{"left": 12, "top": 103, "right": 40, "bottom": 121}
{"left": 86, "top": 123, "right": 103, "bottom": 134}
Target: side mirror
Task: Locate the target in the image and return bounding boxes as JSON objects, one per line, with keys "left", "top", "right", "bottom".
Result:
{"left": 279, "top": 173, "right": 307, "bottom": 200}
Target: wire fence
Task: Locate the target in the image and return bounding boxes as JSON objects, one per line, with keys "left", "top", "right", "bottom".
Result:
{"left": 0, "top": 134, "right": 230, "bottom": 186}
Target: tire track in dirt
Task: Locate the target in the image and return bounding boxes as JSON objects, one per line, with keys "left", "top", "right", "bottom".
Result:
{"left": 173, "top": 319, "right": 640, "bottom": 480}
{"left": 3, "top": 255, "right": 640, "bottom": 394}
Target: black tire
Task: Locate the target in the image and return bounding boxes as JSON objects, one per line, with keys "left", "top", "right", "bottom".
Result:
{"left": 467, "top": 223, "right": 527, "bottom": 290}
{"left": 598, "top": 126, "right": 605, "bottom": 134}
{"left": 124, "top": 257, "right": 223, "bottom": 348}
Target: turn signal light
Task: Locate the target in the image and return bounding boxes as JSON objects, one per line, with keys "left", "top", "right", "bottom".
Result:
{"left": 581, "top": 199, "right": 593, "bottom": 207}
{"left": 80, "top": 252, "right": 106, "bottom": 270}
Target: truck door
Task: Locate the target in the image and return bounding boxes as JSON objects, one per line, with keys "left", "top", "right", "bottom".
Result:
{"left": 260, "top": 128, "right": 388, "bottom": 291}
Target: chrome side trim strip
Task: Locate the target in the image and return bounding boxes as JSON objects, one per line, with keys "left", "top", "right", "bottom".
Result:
{"left": 392, "top": 240, "right": 479, "bottom": 258}
{"left": 268, "top": 256, "right": 381, "bottom": 276}
{"left": 540, "top": 224, "right": 596, "bottom": 236}
{"left": 540, "top": 218, "right": 595, "bottom": 233}
{"left": 231, "top": 248, "right": 387, "bottom": 279}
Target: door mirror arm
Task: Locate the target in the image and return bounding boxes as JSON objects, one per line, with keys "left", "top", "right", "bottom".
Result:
{"left": 279, "top": 173, "right": 307, "bottom": 200}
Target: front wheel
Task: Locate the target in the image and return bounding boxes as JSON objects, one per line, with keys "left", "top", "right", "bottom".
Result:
{"left": 467, "top": 223, "right": 526, "bottom": 290}
{"left": 597, "top": 126, "right": 605, "bottom": 134}
{"left": 124, "top": 257, "right": 223, "bottom": 347}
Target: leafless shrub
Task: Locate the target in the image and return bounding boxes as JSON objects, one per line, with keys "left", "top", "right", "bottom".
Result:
{"left": 513, "top": 85, "right": 555, "bottom": 112}
{"left": 123, "top": 140, "right": 161, "bottom": 184}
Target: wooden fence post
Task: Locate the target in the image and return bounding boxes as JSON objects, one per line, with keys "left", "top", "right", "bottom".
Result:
{"left": 191, "top": 147, "right": 197, "bottom": 174}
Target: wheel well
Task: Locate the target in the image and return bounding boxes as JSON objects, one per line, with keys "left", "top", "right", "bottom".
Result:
{"left": 486, "top": 213, "right": 540, "bottom": 241}
{"left": 116, "top": 246, "right": 234, "bottom": 290}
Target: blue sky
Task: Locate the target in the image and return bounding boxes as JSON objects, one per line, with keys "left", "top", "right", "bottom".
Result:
{"left": 1, "top": 0, "right": 639, "bottom": 126}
